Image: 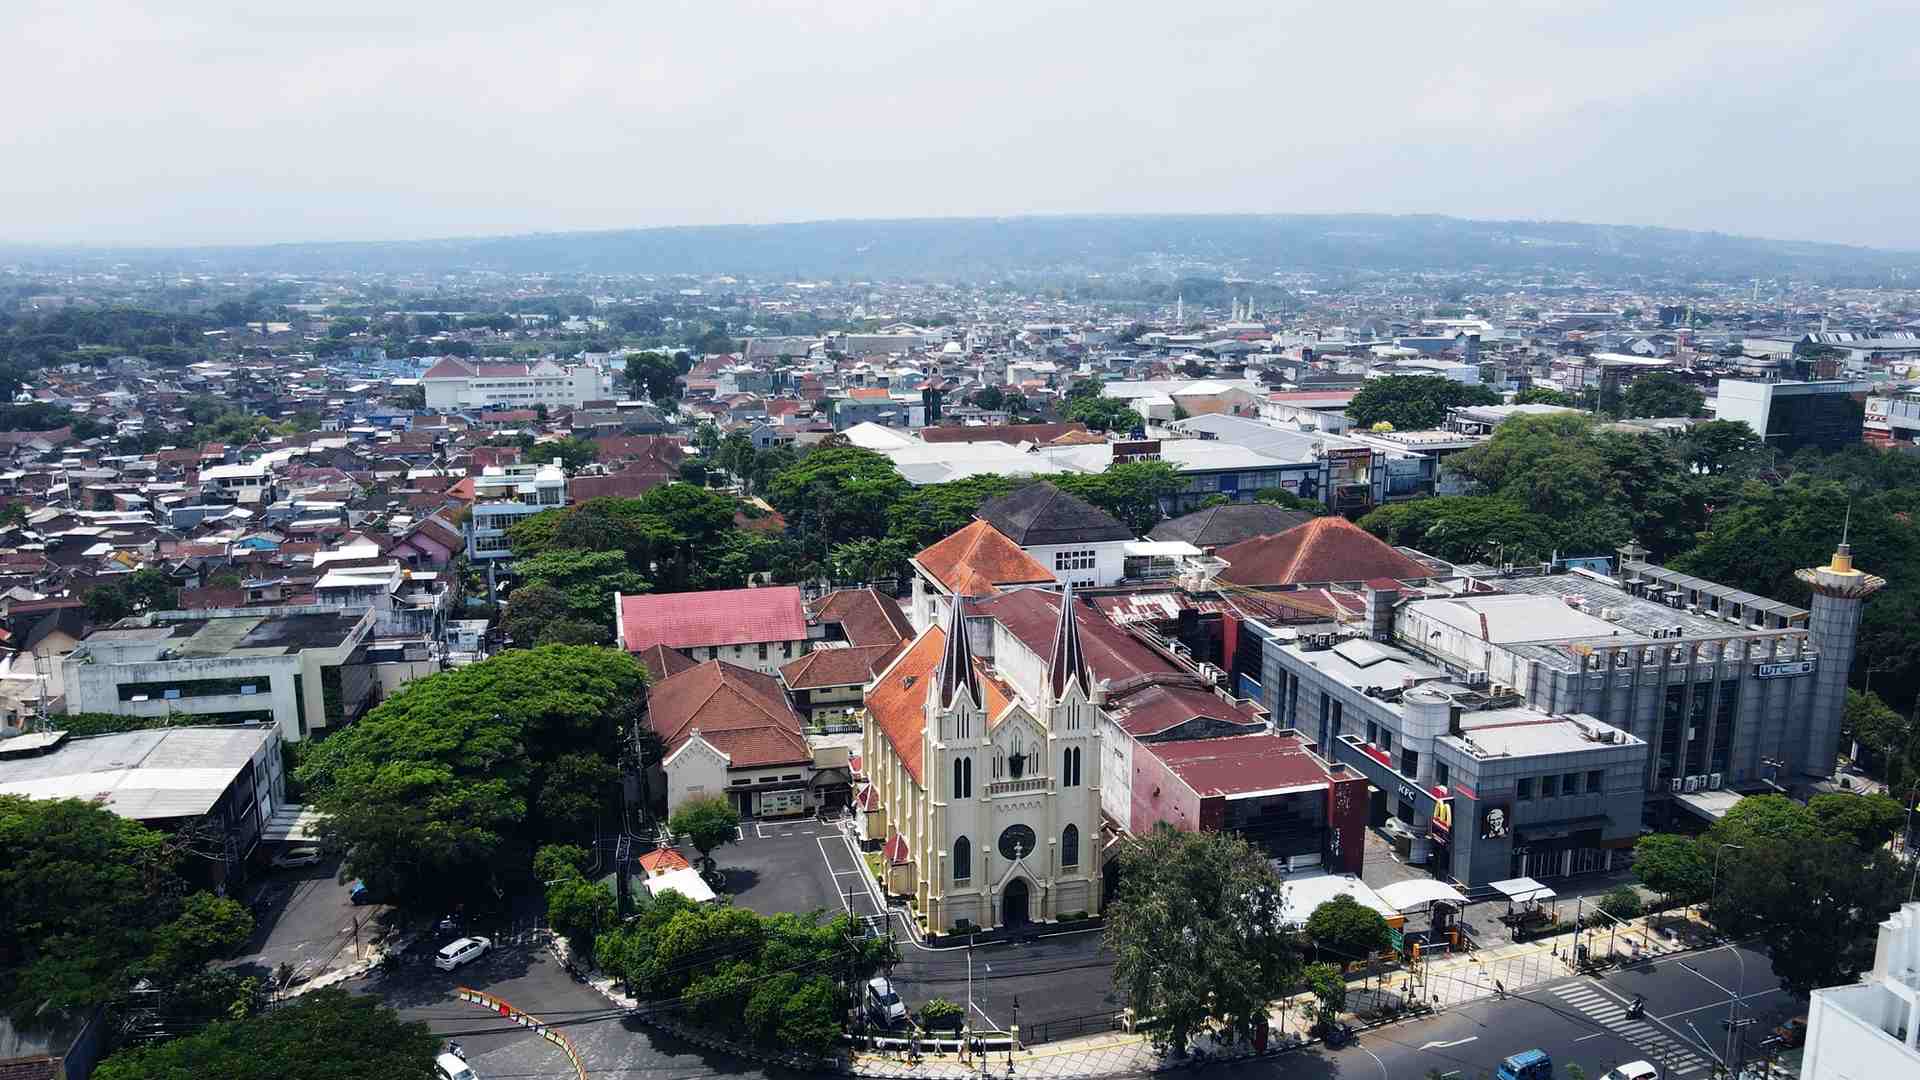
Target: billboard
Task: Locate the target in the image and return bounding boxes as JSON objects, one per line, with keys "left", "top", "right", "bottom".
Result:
{"left": 1479, "top": 802, "right": 1511, "bottom": 840}
{"left": 1429, "top": 798, "right": 1453, "bottom": 843}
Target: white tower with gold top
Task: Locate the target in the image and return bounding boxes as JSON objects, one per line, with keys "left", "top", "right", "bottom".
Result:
{"left": 1796, "top": 538, "right": 1886, "bottom": 779}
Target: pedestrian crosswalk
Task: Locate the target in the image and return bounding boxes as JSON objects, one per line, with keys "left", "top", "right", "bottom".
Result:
{"left": 1545, "top": 982, "right": 1714, "bottom": 1077}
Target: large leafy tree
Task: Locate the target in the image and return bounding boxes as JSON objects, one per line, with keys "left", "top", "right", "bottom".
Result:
{"left": 1105, "top": 825, "right": 1299, "bottom": 1051}
{"left": 1053, "top": 460, "right": 1185, "bottom": 534}
{"left": 766, "top": 446, "right": 911, "bottom": 552}
{"left": 1303, "top": 895, "right": 1392, "bottom": 969}
{"left": 1358, "top": 496, "right": 1561, "bottom": 564}
{"left": 1710, "top": 836, "right": 1907, "bottom": 995}
{"left": 625, "top": 350, "right": 685, "bottom": 401}
{"left": 1064, "top": 395, "right": 1144, "bottom": 433}
{"left": 1807, "top": 792, "right": 1908, "bottom": 852}
{"left": 1346, "top": 375, "right": 1500, "bottom": 430}
{"left": 1631, "top": 832, "right": 1711, "bottom": 904}
{"left": 296, "top": 645, "right": 648, "bottom": 906}
{"left": 93, "top": 988, "right": 441, "bottom": 1080}
{"left": 1619, "top": 372, "right": 1709, "bottom": 418}
{"left": 669, "top": 796, "right": 742, "bottom": 869}
{"left": 0, "top": 796, "right": 250, "bottom": 1017}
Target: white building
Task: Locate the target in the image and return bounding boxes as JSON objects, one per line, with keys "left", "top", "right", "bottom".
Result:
{"left": 465, "top": 461, "right": 567, "bottom": 561}
{"left": 61, "top": 606, "right": 377, "bottom": 744}
{"left": 1801, "top": 901, "right": 1920, "bottom": 1079}
{"left": 422, "top": 357, "right": 606, "bottom": 411}
{"left": 973, "top": 482, "right": 1136, "bottom": 589}
{"left": 199, "top": 463, "right": 272, "bottom": 506}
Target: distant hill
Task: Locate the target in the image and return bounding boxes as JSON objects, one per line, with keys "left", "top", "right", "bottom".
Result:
{"left": 9, "top": 214, "right": 1914, "bottom": 281}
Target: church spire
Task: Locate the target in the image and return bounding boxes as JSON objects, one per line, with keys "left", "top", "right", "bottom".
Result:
{"left": 1049, "top": 579, "right": 1090, "bottom": 701}
{"left": 937, "top": 595, "right": 979, "bottom": 710}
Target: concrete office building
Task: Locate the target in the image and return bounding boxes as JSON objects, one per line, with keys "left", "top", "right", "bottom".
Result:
{"left": 465, "top": 461, "right": 567, "bottom": 561}
{"left": 1237, "top": 538, "right": 1878, "bottom": 882}
{"left": 1714, "top": 378, "right": 1871, "bottom": 452}
{"left": 62, "top": 606, "right": 377, "bottom": 744}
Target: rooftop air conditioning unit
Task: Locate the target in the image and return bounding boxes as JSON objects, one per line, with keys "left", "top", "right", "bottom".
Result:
{"left": 1600, "top": 607, "right": 1621, "bottom": 622}
{"left": 1672, "top": 626, "right": 1684, "bottom": 638}
{"left": 1708, "top": 773, "right": 1722, "bottom": 790}
{"left": 1684, "top": 776, "right": 1701, "bottom": 792}
{"left": 1467, "top": 669, "right": 1489, "bottom": 687}
{"left": 1669, "top": 778, "right": 1684, "bottom": 793}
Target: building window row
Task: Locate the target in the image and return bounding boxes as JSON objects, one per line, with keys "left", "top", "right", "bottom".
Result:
{"left": 1516, "top": 769, "right": 1607, "bottom": 801}
{"left": 1053, "top": 549, "right": 1097, "bottom": 571}
{"left": 1061, "top": 746, "right": 1083, "bottom": 787}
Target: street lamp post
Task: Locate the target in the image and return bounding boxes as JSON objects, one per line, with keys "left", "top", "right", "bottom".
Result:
{"left": 1704, "top": 843, "right": 1743, "bottom": 924}
{"left": 1680, "top": 949, "right": 1750, "bottom": 1073}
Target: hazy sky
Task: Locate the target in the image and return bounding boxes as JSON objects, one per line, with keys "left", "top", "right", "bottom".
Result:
{"left": 8, "top": 0, "right": 1920, "bottom": 249}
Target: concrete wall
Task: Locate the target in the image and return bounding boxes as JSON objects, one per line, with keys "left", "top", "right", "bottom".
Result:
{"left": 664, "top": 736, "right": 729, "bottom": 812}
{"left": 1021, "top": 541, "right": 1129, "bottom": 588}
{"left": 1129, "top": 741, "right": 1204, "bottom": 835}
{"left": 686, "top": 637, "right": 810, "bottom": 676}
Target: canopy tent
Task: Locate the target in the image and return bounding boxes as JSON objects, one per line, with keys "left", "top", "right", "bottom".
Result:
{"left": 644, "top": 865, "right": 717, "bottom": 904}
{"left": 1488, "top": 877, "right": 1556, "bottom": 904}
{"left": 1375, "top": 879, "right": 1470, "bottom": 914}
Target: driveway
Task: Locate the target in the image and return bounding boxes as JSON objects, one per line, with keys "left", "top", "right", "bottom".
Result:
{"left": 229, "top": 855, "right": 396, "bottom": 990}
{"left": 712, "top": 817, "right": 873, "bottom": 918}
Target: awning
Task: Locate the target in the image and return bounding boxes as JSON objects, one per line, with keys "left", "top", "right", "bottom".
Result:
{"left": 645, "top": 865, "right": 717, "bottom": 903}
{"left": 1673, "top": 789, "right": 1744, "bottom": 823}
{"left": 1375, "top": 879, "right": 1470, "bottom": 913}
{"left": 262, "top": 805, "right": 328, "bottom": 843}
{"left": 1489, "top": 876, "right": 1556, "bottom": 903}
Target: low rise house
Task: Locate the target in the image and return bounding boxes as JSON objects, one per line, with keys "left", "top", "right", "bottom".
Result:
{"left": 616, "top": 585, "right": 811, "bottom": 676}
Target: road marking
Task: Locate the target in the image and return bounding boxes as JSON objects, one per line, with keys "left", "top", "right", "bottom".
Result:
{"left": 1417, "top": 1037, "right": 1478, "bottom": 1050}
{"left": 971, "top": 1001, "right": 998, "bottom": 1031}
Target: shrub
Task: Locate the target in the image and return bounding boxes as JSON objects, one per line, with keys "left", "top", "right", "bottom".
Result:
{"left": 1596, "top": 886, "right": 1644, "bottom": 921}
{"left": 920, "top": 998, "right": 965, "bottom": 1031}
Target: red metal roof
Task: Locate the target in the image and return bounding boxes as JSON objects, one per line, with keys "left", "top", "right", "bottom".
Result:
{"left": 618, "top": 585, "right": 807, "bottom": 651}
{"left": 1147, "top": 732, "right": 1332, "bottom": 798}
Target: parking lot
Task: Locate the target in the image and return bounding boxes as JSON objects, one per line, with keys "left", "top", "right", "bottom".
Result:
{"left": 712, "top": 816, "right": 887, "bottom": 923}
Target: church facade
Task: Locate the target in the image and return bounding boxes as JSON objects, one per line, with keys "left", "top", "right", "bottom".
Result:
{"left": 863, "top": 584, "right": 1105, "bottom": 932}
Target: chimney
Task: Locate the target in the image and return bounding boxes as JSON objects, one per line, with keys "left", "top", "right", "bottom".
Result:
{"left": 1364, "top": 584, "right": 1399, "bottom": 641}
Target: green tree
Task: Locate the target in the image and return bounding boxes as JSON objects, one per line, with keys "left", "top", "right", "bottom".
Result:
{"left": 510, "top": 548, "right": 649, "bottom": 633}
{"left": 624, "top": 350, "right": 683, "bottom": 401}
{"left": 93, "top": 988, "right": 440, "bottom": 1080}
{"left": 1681, "top": 419, "right": 1762, "bottom": 474}
{"left": 766, "top": 446, "right": 911, "bottom": 551}
{"left": 534, "top": 436, "right": 600, "bottom": 472}
{"left": 296, "top": 646, "right": 648, "bottom": 907}
{"left": 534, "top": 843, "right": 591, "bottom": 882}
{"left": 885, "top": 475, "right": 1019, "bottom": 552}
{"left": 547, "top": 876, "right": 617, "bottom": 958}
{"left": 1063, "top": 395, "right": 1144, "bottom": 433}
{"left": 972, "top": 386, "right": 1006, "bottom": 411}
{"left": 1303, "top": 895, "right": 1392, "bottom": 969}
{"left": 1301, "top": 962, "right": 1347, "bottom": 1030}
{"left": 1808, "top": 792, "right": 1907, "bottom": 851}
{"left": 1619, "top": 372, "right": 1708, "bottom": 418}
{"left": 1709, "top": 836, "right": 1907, "bottom": 994}
{"left": 146, "top": 893, "right": 254, "bottom": 979}
{"left": 1632, "top": 833, "right": 1710, "bottom": 903}
{"left": 669, "top": 796, "right": 742, "bottom": 869}
{"left": 1346, "top": 375, "right": 1500, "bottom": 430}
{"left": 1595, "top": 886, "right": 1644, "bottom": 921}
{"left": 1357, "top": 496, "right": 1561, "bottom": 564}
{"left": 1511, "top": 387, "right": 1576, "bottom": 406}
{"left": 1053, "top": 460, "right": 1185, "bottom": 534}
{"left": 1105, "top": 825, "right": 1299, "bottom": 1052}
{"left": 1252, "top": 487, "right": 1328, "bottom": 515}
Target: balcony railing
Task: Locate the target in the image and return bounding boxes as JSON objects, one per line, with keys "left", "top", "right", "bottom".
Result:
{"left": 986, "top": 776, "right": 1051, "bottom": 797}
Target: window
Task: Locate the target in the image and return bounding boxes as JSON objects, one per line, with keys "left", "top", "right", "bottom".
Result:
{"left": 1366, "top": 720, "right": 1379, "bottom": 745}
{"left": 953, "top": 757, "right": 973, "bottom": 799}
{"left": 1517, "top": 777, "right": 1534, "bottom": 801}
{"left": 758, "top": 643, "right": 769, "bottom": 661}
{"left": 1380, "top": 730, "right": 1393, "bottom": 752}
{"left": 1399, "top": 748, "right": 1418, "bottom": 778}
{"left": 1434, "top": 760, "right": 1449, "bottom": 789}
{"left": 782, "top": 641, "right": 793, "bottom": 658}
{"left": 1053, "top": 549, "right": 1096, "bottom": 572}
{"left": 1062, "top": 824, "right": 1079, "bottom": 868}
{"left": 1586, "top": 769, "right": 1605, "bottom": 794}
{"left": 1061, "top": 746, "right": 1082, "bottom": 787}
{"left": 1563, "top": 772, "right": 1580, "bottom": 796}
{"left": 953, "top": 836, "right": 971, "bottom": 882}
{"left": 732, "top": 778, "right": 751, "bottom": 786}
{"left": 998, "top": 824, "right": 1037, "bottom": 860}
{"left": 758, "top": 776, "right": 777, "bottom": 784}
{"left": 782, "top": 774, "right": 801, "bottom": 782}
{"left": 1540, "top": 774, "right": 1558, "bottom": 798}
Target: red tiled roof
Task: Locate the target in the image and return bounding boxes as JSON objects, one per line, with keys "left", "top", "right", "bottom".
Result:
{"left": 912, "top": 520, "right": 1054, "bottom": 597}
{"left": 422, "top": 358, "right": 478, "bottom": 379}
{"left": 633, "top": 643, "right": 700, "bottom": 682}
{"left": 647, "top": 660, "right": 811, "bottom": 769}
{"left": 639, "top": 848, "right": 692, "bottom": 875}
{"left": 812, "top": 588, "right": 914, "bottom": 648}
{"left": 571, "top": 470, "right": 672, "bottom": 501}
{"left": 1146, "top": 732, "right": 1330, "bottom": 798}
{"left": 864, "top": 626, "right": 947, "bottom": 786}
{"left": 779, "top": 643, "right": 899, "bottom": 690}
{"left": 1215, "top": 516, "right": 1432, "bottom": 588}
{"left": 618, "top": 585, "right": 808, "bottom": 652}
{"left": 848, "top": 387, "right": 890, "bottom": 400}
{"left": 883, "top": 830, "right": 911, "bottom": 865}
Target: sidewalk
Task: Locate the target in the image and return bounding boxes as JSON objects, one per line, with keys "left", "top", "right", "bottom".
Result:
{"left": 846, "top": 906, "right": 1716, "bottom": 1079}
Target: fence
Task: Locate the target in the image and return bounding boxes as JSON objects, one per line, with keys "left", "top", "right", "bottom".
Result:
{"left": 1021, "top": 1011, "right": 1125, "bottom": 1046}
{"left": 453, "top": 986, "right": 589, "bottom": 1080}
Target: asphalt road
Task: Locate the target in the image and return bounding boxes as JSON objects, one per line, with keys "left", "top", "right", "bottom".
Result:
{"left": 889, "top": 928, "right": 1119, "bottom": 1038}
{"left": 230, "top": 854, "right": 396, "bottom": 989}
{"left": 1212, "top": 943, "right": 1796, "bottom": 1080}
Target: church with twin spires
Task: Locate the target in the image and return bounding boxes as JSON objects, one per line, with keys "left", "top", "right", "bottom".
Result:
{"left": 861, "top": 578, "right": 1105, "bottom": 932}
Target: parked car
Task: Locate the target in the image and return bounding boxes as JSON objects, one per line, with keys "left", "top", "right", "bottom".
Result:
{"left": 271, "top": 845, "right": 324, "bottom": 869}
{"left": 435, "top": 1051, "right": 477, "bottom": 1080}
{"left": 348, "top": 880, "right": 373, "bottom": 905}
{"left": 434, "top": 936, "right": 492, "bottom": 972}
{"left": 864, "top": 976, "right": 907, "bottom": 1027}
{"left": 1771, "top": 1016, "right": 1807, "bottom": 1048}
{"left": 1601, "top": 1061, "right": 1658, "bottom": 1080}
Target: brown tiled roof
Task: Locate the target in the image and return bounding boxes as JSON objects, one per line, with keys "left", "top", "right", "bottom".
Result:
{"left": 779, "top": 644, "right": 898, "bottom": 690}
{"left": 1215, "top": 516, "right": 1432, "bottom": 588}
{"left": 571, "top": 470, "right": 672, "bottom": 501}
{"left": 812, "top": 587, "right": 913, "bottom": 648}
{"left": 912, "top": 520, "right": 1054, "bottom": 597}
{"left": 633, "top": 643, "right": 699, "bottom": 682}
{"left": 647, "top": 660, "right": 811, "bottom": 769}
{"left": 864, "top": 627, "right": 946, "bottom": 786}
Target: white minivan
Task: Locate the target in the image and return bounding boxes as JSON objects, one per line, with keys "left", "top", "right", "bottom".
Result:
{"left": 434, "top": 936, "right": 492, "bottom": 972}
{"left": 435, "top": 1052, "right": 477, "bottom": 1080}
{"left": 865, "top": 976, "right": 907, "bottom": 1027}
